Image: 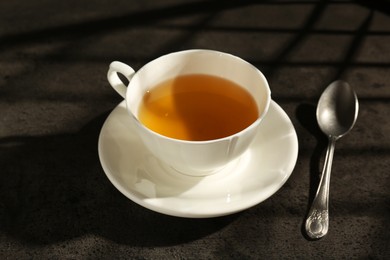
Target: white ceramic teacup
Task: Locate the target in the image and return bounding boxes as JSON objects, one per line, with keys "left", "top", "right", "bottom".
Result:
{"left": 107, "top": 49, "right": 271, "bottom": 176}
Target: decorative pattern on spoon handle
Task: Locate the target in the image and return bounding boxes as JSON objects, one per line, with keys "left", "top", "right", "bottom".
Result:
{"left": 306, "top": 209, "right": 329, "bottom": 239}
{"left": 305, "top": 137, "right": 336, "bottom": 239}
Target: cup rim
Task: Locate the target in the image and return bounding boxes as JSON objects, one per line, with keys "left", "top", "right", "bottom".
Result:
{"left": 126, "top": 49, "right": 271, "bottom": 144}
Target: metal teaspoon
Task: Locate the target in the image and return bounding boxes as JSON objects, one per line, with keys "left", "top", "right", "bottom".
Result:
{"left": 305, "top": 80, "right": 359, "bottom": 239}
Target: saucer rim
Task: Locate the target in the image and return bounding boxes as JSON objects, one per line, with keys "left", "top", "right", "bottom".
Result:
{"left": 98, "top": 100, "right": 298, "bottom": 218}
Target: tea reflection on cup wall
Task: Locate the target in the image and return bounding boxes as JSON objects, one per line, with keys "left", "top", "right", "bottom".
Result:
{"left": 107, "top": 49, "right": 271, "bottom": 176}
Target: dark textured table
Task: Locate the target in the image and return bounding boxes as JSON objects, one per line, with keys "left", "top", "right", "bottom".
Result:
{"left": 1, "top": 0, "right": 389, "bottom": 259}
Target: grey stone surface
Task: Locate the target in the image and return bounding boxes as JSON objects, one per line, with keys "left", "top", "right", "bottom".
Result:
{"left": 0, "top": 0, "right": 389, "bottom": 259}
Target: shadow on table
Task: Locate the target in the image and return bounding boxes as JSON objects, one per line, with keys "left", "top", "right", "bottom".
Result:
{"left": 356, "top": 0, "right": 390, "bottom": 15}
{"left": 295, "top": 103, "right": 328, "bottom": 238}
{"left": 0, "top": 0, "right": 384, "bottom": 247}
{"left": 0, "top": 111, "right": 238, "bottom": 247}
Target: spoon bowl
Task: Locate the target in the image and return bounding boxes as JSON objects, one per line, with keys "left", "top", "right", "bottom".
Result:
{"left": 317, "top": 80, "right": 359, "bottom": 138}
{"left": 305, "top": 80, "right": 359, "bottom": 239}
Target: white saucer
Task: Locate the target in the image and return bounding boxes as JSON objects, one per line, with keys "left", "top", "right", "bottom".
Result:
{"left": 98, "top": 100, "right": 298, "bottom": 218}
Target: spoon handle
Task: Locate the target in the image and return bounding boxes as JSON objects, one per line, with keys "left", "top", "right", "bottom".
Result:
{"left": 305, "top": 136, "right": 337, "bottom": 239}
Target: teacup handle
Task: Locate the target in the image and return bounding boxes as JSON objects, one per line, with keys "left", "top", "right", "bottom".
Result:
{"left": 107, "top": 61, "right": 135, "bottom": 98}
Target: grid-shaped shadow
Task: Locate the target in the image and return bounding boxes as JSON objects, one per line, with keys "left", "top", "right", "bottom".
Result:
{"left": 0, "top": 0, "right": 389, "bottom": 250}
